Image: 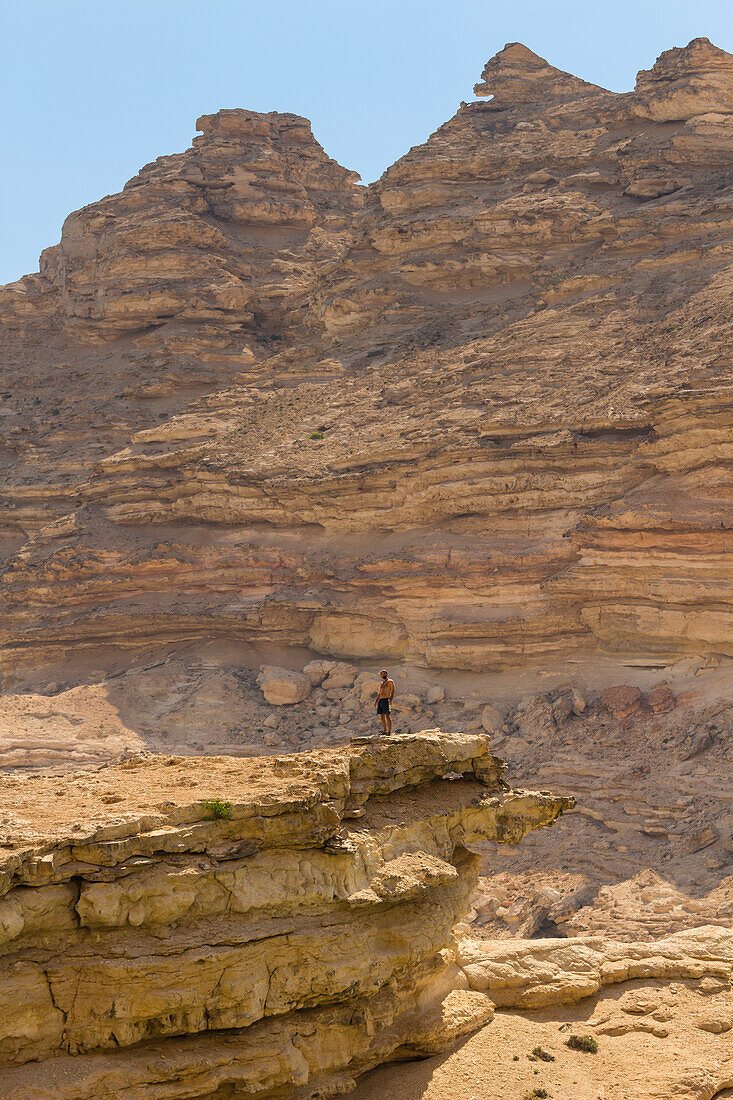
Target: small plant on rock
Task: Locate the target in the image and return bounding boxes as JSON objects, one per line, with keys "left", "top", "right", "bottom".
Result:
{"left": 565, "top": 1034, "right": 598, "bottom": 1054}
{"left": 309, "top": 431, "right": 324, "bottom": 440}
{"left": 531, "top": 1046, "right": 555, "bottom": 1062}
{"left": 523, "top": 1089, "right": 550, "bottom": 1099}
{"left": 203, "top": 797, "right": 232, "bottom": 820}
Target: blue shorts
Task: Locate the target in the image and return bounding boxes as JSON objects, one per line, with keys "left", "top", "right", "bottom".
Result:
{"left": 377, "top": 699, "right": 391, "bottom": 715}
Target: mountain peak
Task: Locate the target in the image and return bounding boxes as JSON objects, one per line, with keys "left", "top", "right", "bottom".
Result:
{"left": 635, "top": 37, "right": 733, "bottom": 120}
{"left": 474, "top": 42, "right": 604, "bottom": 106}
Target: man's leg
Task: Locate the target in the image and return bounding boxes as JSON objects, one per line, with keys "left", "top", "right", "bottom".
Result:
{"left": 386, "top": 711, "right": 392, "bottom": 734}
{"left": 380, "top": 712, "right": 388, "bottom": 734}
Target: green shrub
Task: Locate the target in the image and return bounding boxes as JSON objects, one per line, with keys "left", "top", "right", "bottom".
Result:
{"left": 309, "top": 431, "right": 324, "bottom": 440}
{"left": 565, "top": 1034, "right": 598, "bottom": 1054}
{"left": 203, "top": 797, "right": 232, "bottom": 820}
{"left": 523, "top": 1090, "right": 549, "bottom": 1099}
{"left": 532, "top": 1046, "right": 555, "bottom": 1062}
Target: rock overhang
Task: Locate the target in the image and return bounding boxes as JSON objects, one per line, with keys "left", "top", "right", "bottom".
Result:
{"left": 0, "top": 732, "right": 572, "bottom": 1097}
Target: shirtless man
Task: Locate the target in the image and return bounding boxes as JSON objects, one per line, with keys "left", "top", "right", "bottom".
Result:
{"left": 374, "top": 670, "right": 395, "bottom": 734}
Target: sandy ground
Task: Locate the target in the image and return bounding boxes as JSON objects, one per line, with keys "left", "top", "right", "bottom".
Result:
{"left": 0, "top": 746, "right": 332, "bottom": 850}
{"left": 352, "top": 979, "right": 733, "bottom": 1100}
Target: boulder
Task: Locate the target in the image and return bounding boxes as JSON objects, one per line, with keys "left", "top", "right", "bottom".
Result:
{"left": 395, "top": 693, "right": 422, "bottom": 711}
{"left": 355, "top": 673, "right": 382, "bottom": 703}
{"left": 426, "top": 685, "right": 445, "bottom": 704}
{"left": 481, "top": 704, "right": 503, "bottom": 735}
{"left": 649, "top": 684, "right": 675, "bottom": 714}
{"left": 551, "top": 690, "right": 574, "bottom": 725}
{"left": 571, "top": 687, "right": 587, "bottom": 714}
{"left": 257, "top": 666, "right": 312, "bottom": 706}
{"left": 599, "top": 685, "right": 643, "bottom": 719}
{"left": 303, "top": 660, "right": 336, "bottom": 686}
{"left": 322, "top": 663, "right": 358, "bottom": 692}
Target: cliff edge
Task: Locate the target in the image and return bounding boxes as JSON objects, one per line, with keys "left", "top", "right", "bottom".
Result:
{"left": 0, "top": 730, "right": 571, "bottom": 1098}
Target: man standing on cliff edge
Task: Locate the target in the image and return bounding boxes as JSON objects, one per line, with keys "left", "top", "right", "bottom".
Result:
{"left": 374, "top": 670, "right": 395, "bottom": 735}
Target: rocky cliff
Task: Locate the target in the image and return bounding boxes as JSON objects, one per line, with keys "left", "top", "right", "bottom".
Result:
{"left": 0, "top": 731, "right": 571, "bottom": 1097}
{"left": 1, "top": 35, "right": 733, "bottom": 1100}
{"left": 1, "top": 38, "right": 731, "bottom": 693}
{"left": 0, "top": 109, "right": 361, "bottom": 341}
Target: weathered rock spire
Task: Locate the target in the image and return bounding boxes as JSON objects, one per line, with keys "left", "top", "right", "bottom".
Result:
{"left": 473, "top": 41, "right": 603, "bottom": 106}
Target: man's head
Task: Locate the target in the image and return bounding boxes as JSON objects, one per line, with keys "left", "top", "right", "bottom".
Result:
{"left": 380, "top": 670, "right": 388, "bottom": 680}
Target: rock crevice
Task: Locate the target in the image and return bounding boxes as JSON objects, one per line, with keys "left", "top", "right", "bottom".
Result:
{"left": 0, "top": 731, "right": 571, "bottom": 1097}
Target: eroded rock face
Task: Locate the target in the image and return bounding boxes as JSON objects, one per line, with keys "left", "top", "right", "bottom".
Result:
{"left": 0, "top": 110, "right": 362, "bottom": 342}
{"left": 1, "top": 39, "right": 732, "bottom": 688}
{"left": 0, "top": 731, "right": 570, "bottom": 1098}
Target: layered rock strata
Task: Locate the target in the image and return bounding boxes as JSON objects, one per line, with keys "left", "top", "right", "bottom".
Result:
{"left": 0, "top": 731, "right": 571, "bottom": 1098}
{"left": 0, "top": 110, "right": 362, "bottom": 341}
{"left": 1, "top": 39, "right": 732, "bottom": 687}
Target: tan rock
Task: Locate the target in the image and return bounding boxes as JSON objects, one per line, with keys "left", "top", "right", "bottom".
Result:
{"left": 395, "top": 692, "right": 422, "bottom": 712}
{"left": 0, "top": 732, "right": 570, "bottom": 1097}
{"left": 571, "top": 687, "right": 586, "bottom": 714}
{"left": 303, "top": 659, "right": 336, "bottom": 686}
{"left": 635, "top": 37, "right": 733, "bottom": 122}
{"left": 0, "top": 51, "right": 731, "bottom": 1100}
{"left": 697, "top": 1013, "right": 732, "bottom": 1033}
{"left": 649, "top": 684, "right": 676, "bottom": 713}
{"left": 481, "top": 704, "right": 503, "bottom": 735}
{"left": 321, "top": 663, "right": 358, "bottom": 691}
{"left": 3, "top": 39, "right": 733, "bottom": 690}
{"left": 355, "top": 673, "right": 383, "bottom": 704}
{"left": 257, "top": 665, "right": 312, "bottom": 705}
{"left": 459, "top": 925, "right": 733, "bottom": 1008}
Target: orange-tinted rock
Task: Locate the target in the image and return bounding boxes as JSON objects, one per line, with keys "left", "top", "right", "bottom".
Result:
{"left": 648, "top": 684, "right": 676, "bottom": 714}
{"left": 599, "top": 685, "right": 643, "bottom": 719}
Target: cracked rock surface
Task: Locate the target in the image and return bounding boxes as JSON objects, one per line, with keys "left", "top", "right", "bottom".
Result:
{"left": 0, "top": 731, "right": 571, "bottom": 1098}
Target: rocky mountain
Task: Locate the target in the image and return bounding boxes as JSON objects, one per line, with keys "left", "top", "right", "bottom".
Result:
{"left": 0, "top": 36, "right": 732, "bottom": 1098}
{"left": 1, "top": 38, "right": 731, "bottom": 689}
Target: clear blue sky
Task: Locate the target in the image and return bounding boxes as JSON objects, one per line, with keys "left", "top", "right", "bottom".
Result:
{"left": 2, "top": 0, "right": 732, "bottom": 284}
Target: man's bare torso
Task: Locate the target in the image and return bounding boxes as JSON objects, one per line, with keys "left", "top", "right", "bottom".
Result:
{"left": 377, "top": 678, "right": 395, "bottom": 700}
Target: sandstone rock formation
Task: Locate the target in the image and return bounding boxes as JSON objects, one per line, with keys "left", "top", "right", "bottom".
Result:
{"left": 0, "top": 731, "right": 571, "bottom": 1098}
{"left": 0, "top": 110, "right": 361, "bottom": 341}
{"left": 1, "top": 38, "right": 732, "bottom": 692}
{"left": 0, "top": 42, "right": 732, "bottom": 1090}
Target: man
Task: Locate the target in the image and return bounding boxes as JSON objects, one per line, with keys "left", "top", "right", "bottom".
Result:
{"left": 374, "top": 669, "right": 395, "bottom": 735}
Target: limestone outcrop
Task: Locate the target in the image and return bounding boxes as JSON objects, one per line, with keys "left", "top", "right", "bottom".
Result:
{"left": 1, "top": 38, "right": 733, "bottom": 1100}
{"left": 0, "top": 731, "right": 571, "bottom": 1098}
{"left": 458, "top": 925, "right": 733, "bottom": 1008}
{"left": 1, "top": 39, "right": 732, "bottom": 691}
{"left": 0, "top": 110, "right": 362, "bottom": 342}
